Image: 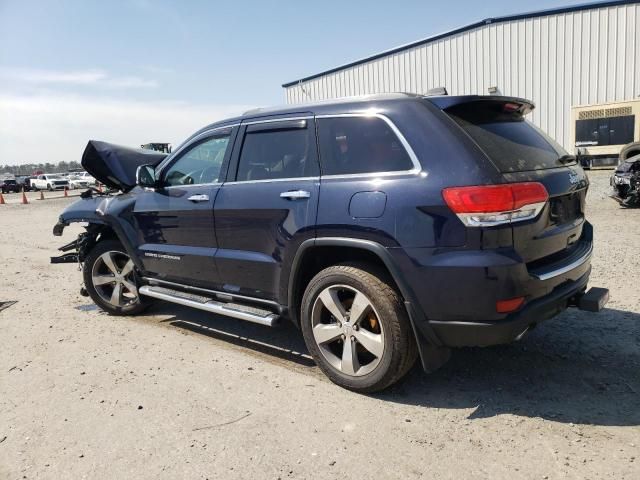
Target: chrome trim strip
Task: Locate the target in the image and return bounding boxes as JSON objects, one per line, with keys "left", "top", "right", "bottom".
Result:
{"left": 162, "top": 182, "right": 222, "bottom": 190}
{"left": 319, "top": 170, "right": 422, "bottom": 180}
{"left": 531, "top": 243, "right": 593, "bottom": 281}
{"left": 141, "top": 277, "right": 279, "bottom": 308}
{"left": 241, "top": 116, "right": 313, "bottom": 125}
{"left": 224, "top": 176, "right": 319, "bottom": 186}
{"left": 315, "top": 112, "right": 422, "bottom": 175}
{"left": 139, "top": 286, "right": 279, "bottom": 327}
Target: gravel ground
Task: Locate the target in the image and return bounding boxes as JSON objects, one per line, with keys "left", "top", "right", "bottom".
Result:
{"left": 0, "top": 170, "right": 638, "bottom": 479}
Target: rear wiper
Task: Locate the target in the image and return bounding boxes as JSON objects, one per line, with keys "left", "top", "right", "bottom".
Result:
{"left": 558, "top": 154, "right": 577, "bottom": 164}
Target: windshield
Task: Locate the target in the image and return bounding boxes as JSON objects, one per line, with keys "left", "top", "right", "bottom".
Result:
{"left": 445, "top": 101, "right": 572, "bottom": 172}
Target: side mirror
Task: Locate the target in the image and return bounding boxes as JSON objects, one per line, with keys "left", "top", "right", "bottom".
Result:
{"left": 136, "top": 164, "right": 157, "bottom": 188}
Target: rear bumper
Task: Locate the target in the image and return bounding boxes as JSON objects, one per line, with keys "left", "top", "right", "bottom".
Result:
{"left": 429, "top": 269, "right": 590, "bottom": 347}
{"left": 390, "top": 222, "right": 598, "bottom": 348}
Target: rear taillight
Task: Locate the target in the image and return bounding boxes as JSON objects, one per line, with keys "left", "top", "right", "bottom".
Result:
{"left": 442, "top": 182, "right": 548, "bottom": 227}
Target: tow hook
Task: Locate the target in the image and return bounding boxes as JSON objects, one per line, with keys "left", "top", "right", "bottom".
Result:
{"left": 569, "top": 287, "right": 610, "bottom": 312}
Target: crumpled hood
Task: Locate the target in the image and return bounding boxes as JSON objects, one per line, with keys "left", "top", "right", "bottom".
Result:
{"left": 81, "top": 140, "right": 167, "bottom": 191}
{"left": 614, "top": 154, "right": 640, "bottom": 174}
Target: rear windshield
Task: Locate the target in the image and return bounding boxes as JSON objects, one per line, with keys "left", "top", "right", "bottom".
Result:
{"left": 445, "top": 101, "right": 571, "bottom": 172}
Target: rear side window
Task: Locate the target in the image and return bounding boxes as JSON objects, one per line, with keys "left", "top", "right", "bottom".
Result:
{"left": 445, "top": 102, "right": 570, "bottom": 172}
{"left": 317, "top": 116, "right": 413, "bottom": 175}
{"left": 236, "top": 124, "right": 318, "bottom": 181}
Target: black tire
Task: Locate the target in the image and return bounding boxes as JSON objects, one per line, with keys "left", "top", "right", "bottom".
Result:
{"left": 82, "top": 239, "right": 149, "bottom": 315}
{"left": 300, "top": 263, "right": 418, "bottom": 393}
{"left": 47, "top": 184, "right": 52, "bottom": 191}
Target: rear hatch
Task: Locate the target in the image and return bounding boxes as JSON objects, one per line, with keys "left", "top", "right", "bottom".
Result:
{"left": 439, "top": 97, "right": 589, "bottom": 268}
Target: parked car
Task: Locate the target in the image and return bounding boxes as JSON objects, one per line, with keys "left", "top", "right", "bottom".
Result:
{"left": 76, "top": 171, "right": 97, "bottom": 185}
{"left": 23, "top": 176, "right": 36, "bottom": 191}
{"left": 0, "top": 179, "right": 20, "bottom": 193}
{"left": 15, "top": 176, "right": 29, "bottom": 191}
{"left": 68, "top": 175, "right": 91, "bottom": 190}
{"left": 610, "top": 153, "right": 640, "bottom": 207}
{"left": 31, "top": 174, "right": 70, "bottom": 191}
{"left": 52, "top": 93, "right": 608, "bottom": 392}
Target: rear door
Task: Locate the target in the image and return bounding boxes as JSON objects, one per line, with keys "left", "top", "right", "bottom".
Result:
{"left": 443, "top": 99, "right": 589, "bottom": 265}
{"left": 133, "top": 126, "right": 236, "bottom": 288}
{"left": 213, "top": 116, "right": 320, "bottom": 302}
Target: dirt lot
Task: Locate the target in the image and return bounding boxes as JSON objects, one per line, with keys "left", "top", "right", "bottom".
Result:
{"left": 1, "top": 171, "right": 638, "bottom": 479}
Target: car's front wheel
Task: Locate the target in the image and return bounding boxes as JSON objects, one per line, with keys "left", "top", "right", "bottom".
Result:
{"left": 83, "top": 239, "right": 149, "bottom": 315}
{"left": 300, "top": 264, "right": 417, "bottom": 393}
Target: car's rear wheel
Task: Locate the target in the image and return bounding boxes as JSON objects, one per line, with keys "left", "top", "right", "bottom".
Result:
{"left": 300, "top": 264, "right": 417, "bottom": 393}
{"left": 83, "top": 239, "right": 149, "bottom": 315}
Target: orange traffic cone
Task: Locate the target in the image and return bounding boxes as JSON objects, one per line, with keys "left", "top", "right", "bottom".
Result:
{"left": 0, "top": 192, "right": 5, "bottom": 204}
{"left": 21, "top": 190, "right": 29, "bottom": 204}
{"left": 39, "top": 190, "right": 44, "bottom": 200}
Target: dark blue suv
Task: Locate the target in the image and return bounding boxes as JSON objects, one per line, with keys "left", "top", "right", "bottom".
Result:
{"left": 53, "top": 93, "right": 608, "bottom": 392}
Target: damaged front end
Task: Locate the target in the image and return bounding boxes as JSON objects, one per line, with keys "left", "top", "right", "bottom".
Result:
{"left": 50, "top": 191, "right": 114, "bottom": 266}
{"left": 51, "top": 139, "right": 166, "bottom": 266}
{"left": 610, "top": 154, "right": 640, "bottom": 208}
{"left": 51, "top": 224, "right": 106, "bottom": 265}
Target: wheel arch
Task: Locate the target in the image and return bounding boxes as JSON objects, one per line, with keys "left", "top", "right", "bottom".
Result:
{"left": 55, "top": 217, "right": 143, "bottom": 271}
{"left": 287, "top": 237, "right": 449, "bottom": 371}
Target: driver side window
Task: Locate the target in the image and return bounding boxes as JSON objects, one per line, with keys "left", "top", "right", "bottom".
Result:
{"left": 164, "top": 134, "right": 230, "bottom": 186}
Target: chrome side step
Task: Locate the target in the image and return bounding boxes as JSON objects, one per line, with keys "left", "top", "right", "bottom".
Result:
{"left": 138, "top": 285, "right": 279, "bottom": 327}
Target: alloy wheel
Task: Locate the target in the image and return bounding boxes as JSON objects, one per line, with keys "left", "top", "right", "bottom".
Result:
{"left": 311, "top": 285, "right": 385, "bottom": 377}
{"left": 91, "top": 250, "right": 140, "bottom": 308}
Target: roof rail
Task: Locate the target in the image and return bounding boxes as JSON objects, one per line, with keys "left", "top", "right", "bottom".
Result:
{"left": 242, "top": 107, "right": 266, "bottom": 115}
{"left": 425, "top": 87, "right": 448, "bottom": 96}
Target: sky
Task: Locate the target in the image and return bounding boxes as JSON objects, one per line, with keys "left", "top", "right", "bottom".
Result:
{"left": 0, "top": 0, "right": 589, "bottom": 165}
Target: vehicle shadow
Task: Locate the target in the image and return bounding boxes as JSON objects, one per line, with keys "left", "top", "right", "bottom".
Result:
{"left": 381, "top": 307, "right": 640, "bottom": 427}
{"left": 152, "top": 303, "right": 639, "bottom": 427}
{"left": 154, "top": 303, "right": 315, "bottom": 368}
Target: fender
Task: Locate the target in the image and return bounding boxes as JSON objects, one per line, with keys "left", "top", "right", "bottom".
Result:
{"left": 53, "top": 194, "right": 144, "bottom": 270}
{"left": 288, "top": 237, "right": 450, "bottom": 372}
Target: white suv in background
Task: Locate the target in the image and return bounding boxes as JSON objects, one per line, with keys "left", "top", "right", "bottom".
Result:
{"left": 31, "top": 174, "right": 70, "bottom": 191}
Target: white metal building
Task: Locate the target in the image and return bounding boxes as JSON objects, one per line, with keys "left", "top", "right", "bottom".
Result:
{"left": 282, "top": 0, "right": 640, "bottom": 152}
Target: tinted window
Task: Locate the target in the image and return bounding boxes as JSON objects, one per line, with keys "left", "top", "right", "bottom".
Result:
{"left": 164, "top": 135, "right": 230, "bottom": 186}
{"left": 236, "top": 126, "right": 318, "bottom": 181}
{"left": 446, "top": 102, "right": 570, "bottom": 172}
{"left": 317, "top": 117, "right": 413, "bottom": 175}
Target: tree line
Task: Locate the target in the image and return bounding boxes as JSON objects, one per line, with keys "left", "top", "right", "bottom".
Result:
{"left": 0, "top": 161, "right": 84, "bottom": 176}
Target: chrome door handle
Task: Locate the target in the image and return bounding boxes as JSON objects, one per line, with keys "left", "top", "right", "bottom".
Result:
{"left": 187, "top": 194, "right": 209, "bottom": 202}
{"left": 280, "top": 190, "right": 311, "bottom": 200}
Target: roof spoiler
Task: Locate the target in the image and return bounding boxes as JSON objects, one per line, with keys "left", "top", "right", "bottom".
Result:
{"left": 426, "top": 95, "right": 535, "bottom": 115}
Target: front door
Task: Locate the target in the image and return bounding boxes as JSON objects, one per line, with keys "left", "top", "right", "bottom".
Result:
{"left": 213, "top": 116, "right": 320, "bottom": 302}
{"left": 133, "top": 127, "right": 236, "bottom": 288}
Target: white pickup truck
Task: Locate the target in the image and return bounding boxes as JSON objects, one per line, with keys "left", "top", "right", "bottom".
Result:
{"left": 31, "top": 174, "right": 70, "bottom": 191}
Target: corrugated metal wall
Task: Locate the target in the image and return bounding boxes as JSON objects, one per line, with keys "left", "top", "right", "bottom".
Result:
{"left": 284, "top": 3, "right": 640, "bottom": 151}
